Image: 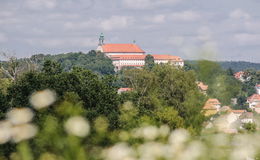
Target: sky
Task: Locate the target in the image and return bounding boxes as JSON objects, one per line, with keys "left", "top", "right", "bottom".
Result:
{"left": 0, "top": 0, "right": 260, "bottom": 62}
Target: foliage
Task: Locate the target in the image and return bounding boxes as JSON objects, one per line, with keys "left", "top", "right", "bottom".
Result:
{"left": 191, "top": 60, "right": 241, "bottom": 106}
{"left": 122, "top": 64, "right": 206, "bottom": 133}
{"left": 186, "top": 60, "right": 260, "bottom": 73}
{"left": 243, "top": 122, "right": 257, "bottom": 133}
{"left": 7, "top": 60, "right": 119, "bottom": 128}
{"left": 144, "top": 54, "right": 155, "bottom": 70}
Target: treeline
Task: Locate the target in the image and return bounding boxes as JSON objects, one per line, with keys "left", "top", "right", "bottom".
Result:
{"left": 0, "top": 50, "right": 115, "bottom": 78}
{"left": 186, "top": 60, "right": 260, "bottom": 72}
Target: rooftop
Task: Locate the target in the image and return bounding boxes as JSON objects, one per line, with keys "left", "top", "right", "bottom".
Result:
{"left": 247, "top": 94, "right": 260, "bottom": 102}
{"left": 203, "top": 98, "right": 221, "bottom": 110}
{"left": 101, "top": 44, "right": 145, "bottom": 53}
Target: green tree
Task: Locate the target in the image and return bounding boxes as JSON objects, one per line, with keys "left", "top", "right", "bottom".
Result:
{"left": 7, "top": 64, "right": 120, "bottom": 128}
{"left": 144, "top": 54, "right": 155, "bottom": 70}
{"left": 122, "top": 64, "right": 206, "bottom": 133}
{"left": 42, "top": 60, "right": 62, "bottom": 75}
{"left": 243, "top": 122, "right": 256, "bottom": 133}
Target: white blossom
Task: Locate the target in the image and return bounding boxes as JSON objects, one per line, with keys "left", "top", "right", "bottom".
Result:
{"left": 11, "top": 123, "right": 38, "bottom": 143}
{"left": 158, "top": 125, "right": 170, "bottom": 137}
{"left": 64, "top": 116, "right": 90, "bottom": 137}
{"left": 0, "top": 120, "right": 12, "bottom": 144}
{"left": 7, "top": 108, "right": 34, "bottom": 125}
{"left": 104, "top": 143, "right": 135, "bottom": 160}
{"left": 169, "top": 128, "right": 190, "bottom": 146}
{"left": 30, "top": 89, "right": 56, "bottom": 110}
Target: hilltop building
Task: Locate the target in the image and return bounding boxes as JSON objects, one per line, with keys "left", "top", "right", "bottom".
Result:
{"left": 96, "top": 33, "right": 184, "bottom": 71}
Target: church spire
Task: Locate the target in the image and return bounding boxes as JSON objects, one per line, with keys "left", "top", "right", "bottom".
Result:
{"left": 98, "top": 33, "right": 104, "bottom": 46}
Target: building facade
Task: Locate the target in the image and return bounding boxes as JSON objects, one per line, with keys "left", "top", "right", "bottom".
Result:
{"left": 96, "top": 34, "right": 184, "bottom": 71}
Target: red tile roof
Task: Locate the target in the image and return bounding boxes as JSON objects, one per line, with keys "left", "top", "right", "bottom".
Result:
{"left": 203, "top": 98, "right": 221, "bottom": 110}
{"left": 234, "top": 71, "right": 244, "bottom": 79}
{"left": 118, "top": 88, "right": 133, "bottom": 92}
{"left": 110, "top": 54, "right": 183, "bottom": 61}
{"left": 247, "top": 94, "right": 260, "bottom": 103}
{"left": 152, "top": 55, "right": 183, "bottom": 61}
{"left": 101, "top": 44, "right": 145, "bottom": 53}
{"left": 231, "top": 110, "right": 246, "bottom": 114}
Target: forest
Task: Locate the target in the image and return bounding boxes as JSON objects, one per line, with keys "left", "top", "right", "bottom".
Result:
{"left": 0, "top": 51, "right": 260, "bottom": 159}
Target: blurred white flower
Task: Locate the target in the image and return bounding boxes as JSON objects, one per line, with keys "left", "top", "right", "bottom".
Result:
{"left": 177, "top": 141, "right": 205, "bottom": 160}
{"left": 230, "top": 134, "right": 256, "bottom": 160}
{"left": 30, "top": 89, "right": 56, "bottom": 110}
{"left": 142, "top": 126, "right": 159, "bottom": 141}
{"left": 132, "top": 126, "right": 159, "bottom": 140}
{"left": 104, "top": 143, "right": 135, "bottom": 160}
{"left": 138, "top": 142, "right": 167, "bottom": 160}
{"left": 11, "top": 123, "right": 38, "bottom": 143}
{"left": 211, "top": 133, "right": 229, "bottom": 147}
{"left": 0, "top": 120, "right": 12, "bottom": 144}
{"left": 7, "top": 108, "right": 34, "bottom": 125}
{"left": 64, "top": 116, "right": 90, "bottom": 137}
{"left": 169, "top": 129, "right": 190, "bottom": 146}
{"left": 158, "top": 125, "right": 170, "bottom": 137}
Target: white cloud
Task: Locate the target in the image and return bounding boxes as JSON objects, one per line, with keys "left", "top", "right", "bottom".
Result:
{"left": 0, "top": 11, "right": 13, "bottom": 17}
{"left": 229, "top": 9, "right": 251, "bottom": 20}
{"left": 168, "top": 36, "right": 184, "bottom": 47}
{"left": 234, "top": 33, "right": 260, "bottom": 46}
{"left": 100, "top": 16, "right": 134, "bottom": 31}
{"left": 123, "top": 0, "right": 182, "bottom": 9}
{"left": 64, "top": 19, "right": 97, "bottom": 30}
{"left": 25, "top": 0, "right": 57, "bottom": 10}
{"left": 244, "top": 21, "right": 260, "bottom": 34}
{"left": 64, "top": 16, "right": 134, "bottom": 31}
{"left": 26, "top": 37, "right": 97, "bottom": 48}
{"left": 147, "top": 14, "right": 166, "bottom": 23}
{"left": 170, "top": 11, "right": 201, "bottom": 21}
{"left": 0, "top": 33, "right": 8, "bottom": 43}
{"left": 197, "top": 26, "right": 212, "bottom": 42}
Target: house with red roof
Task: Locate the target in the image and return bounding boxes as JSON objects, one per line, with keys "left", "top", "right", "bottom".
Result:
{"left": 117, "top": 88, "right": 133, "bottom": 94}
{"left": 234, "top": 71, "right": 245, "bottom": 82}
{"left": 203, "top": 98, "right": 221, "bottom": 116}
{"left": 247, "top": 94, "right": 260, "bottom": 110}
{"left": 256, "top": 84, "right": 260, "bottom": 95}
{"left": 96, "top": 34, "right": 184, "bottom": 71}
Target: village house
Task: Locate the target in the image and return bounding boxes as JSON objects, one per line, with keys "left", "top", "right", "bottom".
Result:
{"left": 203, "top": 98, "right": 221, "bottom": 116}
{"left": 234, "top": 71, "right": 245, "bottom": 82}
{"left": 256, "top": 84, "right": 260, "bottom": 95}
{"left": 247, "top": 94, "right": 260, "bottom": 109}
{"left": 117, "top": 88, "right": 133, "bottom": 94}
{"left": 96, "top": 34, "right": 184, "bottom": 71}
{"left": 197, "top": 81, "right": 208, "bottom": 95}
